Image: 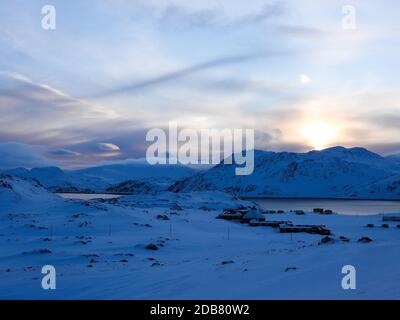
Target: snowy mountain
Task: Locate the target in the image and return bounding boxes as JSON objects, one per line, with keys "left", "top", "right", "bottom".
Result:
{"left": 169, "top": 147, "right": 400, "bottom": 199}
{"left": 0, "top": 162, "right": 195, "bottom": 193}
{"left": 106, "top": 180, "right": 163, "bottom": 194}
{"left": 74, "top": 161, "right": 195, "bottom": 189}
{"left": 3, "top": 146, "right": 400, "bottom": 199}
{"left": 386, "top": 153, "right": 400, "bottom": 165}
{"left": 0, "top": 167, "right": 107, "bottom": 193}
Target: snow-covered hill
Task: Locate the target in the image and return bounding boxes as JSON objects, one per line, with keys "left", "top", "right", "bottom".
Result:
{"left": 170, "top": 147, "right": 400, "bottom": 199}
{"left": 0, "top": 174, "right": 59, "bottom": 205}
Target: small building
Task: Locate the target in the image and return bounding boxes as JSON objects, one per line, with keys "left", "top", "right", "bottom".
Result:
{"left": 248, "top": 220, "right": 292, "bottom": 227}
{"left": 279, "top": 224, "right": 331, "bottom": 235}
{"left": 216, "top": 212, "right": 243, "bottom": 220}
{"left": 264, "top": 220, "right": 292, "bottom": 228}
{"left": 223, "top": 209, "right": 248, "bottom": 215}
{"left": 241, "top": 211, "right": 266, "bottom": 223}
{"left": 216, "top": 209, "right": 248, "bottom": 220}
{"left": 382, "top": 214, "right": 400, "bottom": 222}
{"left": 248, "top": 219, "right": 267, "bottom": 227}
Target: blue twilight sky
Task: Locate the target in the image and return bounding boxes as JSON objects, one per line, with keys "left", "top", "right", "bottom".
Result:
{"left": 0, "top": 0, "right": 400, "bottom": 168}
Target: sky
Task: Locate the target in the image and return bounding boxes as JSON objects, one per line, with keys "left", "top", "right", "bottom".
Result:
{"left": 0, "top": 0, "right": 400, "bottom": 168}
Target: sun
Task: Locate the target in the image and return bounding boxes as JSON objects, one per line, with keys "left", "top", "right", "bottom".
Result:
{"left": 302, "top": 123, "right": 337, "bottom": 150}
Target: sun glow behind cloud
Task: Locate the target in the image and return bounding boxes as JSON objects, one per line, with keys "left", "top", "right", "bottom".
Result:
{"left": 302, "top": 123, "right": 338, "bottom": 151}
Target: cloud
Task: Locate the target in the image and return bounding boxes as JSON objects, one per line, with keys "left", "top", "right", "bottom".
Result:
{"left": 96, "top": 143, "right": 121, "bottom": 152}
{"left": 237, "top": 2, "right": 285, "bottom": 25}
{"left": 158, "top": 5, "right": 219, "bottom": 29}
{"left": 95, "top": 51, "right": 289, "bottom": 97}
{"left": 0, "top": 142, "right": 54, "bottom": 169}
{"left": 363, "top": 143, "right": 400, "bottom": 156}
{"left": 192, "top": 76, "right": 300, "bottom": 101}
{"left": 357, "top": 112, "right": 400, "bottom": 130}
{"left": 0, "top": 72, "right": 118, "bottom": 146}
{"left": 48, "top": 148, "right": 80, "bottom": 157}
{"left": 157, "top": 1, "right": 285, "bottom": 30}
{"left": 276, "top": 25, "right": 327, "bottom": 37}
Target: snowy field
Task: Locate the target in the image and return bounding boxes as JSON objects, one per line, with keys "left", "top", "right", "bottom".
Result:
{"left": 1, "top": 175, "right": 400, "bottom": 299}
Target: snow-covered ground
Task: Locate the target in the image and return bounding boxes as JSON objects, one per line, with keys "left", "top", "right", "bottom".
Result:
{"left": 1, "top": 174, "right": 400, "bottom": 299}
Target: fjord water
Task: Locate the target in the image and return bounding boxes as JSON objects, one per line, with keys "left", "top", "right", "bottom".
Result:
{"left": 247, "top": 198, "right": 400, "bottom": 215}
{"left": 58, "top": 193, "right": 400, "bottom": 216}
{"left": 57, "top": 193, "right": 122, "bottom": 200}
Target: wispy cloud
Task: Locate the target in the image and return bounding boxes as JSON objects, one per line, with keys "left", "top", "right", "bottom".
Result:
{"left": 48, "top": 148, "right": 80, "bottom": 157}
{"left": 95, "top": 51, "right": 289, "bottom": 97}
{"left": 276, "top": 25, "right": 328, "bottom": 37}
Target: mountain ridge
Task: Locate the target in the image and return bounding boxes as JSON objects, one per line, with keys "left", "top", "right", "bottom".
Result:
{"left": 2, "top": 146, "right": 400, "bottom": 199}
{"left": 169, "top": 146, "right": 400, "bottom": 199}
{"left": 0, "top": 162, "right": 195, "bottom": 193}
